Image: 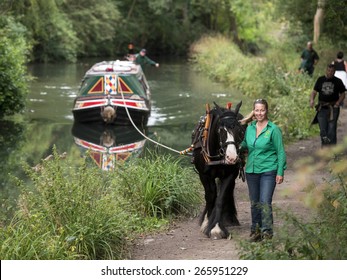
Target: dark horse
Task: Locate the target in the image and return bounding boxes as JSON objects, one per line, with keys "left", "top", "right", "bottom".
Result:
{"left": 191, "top": 101, "right": 252, "bottom": 239}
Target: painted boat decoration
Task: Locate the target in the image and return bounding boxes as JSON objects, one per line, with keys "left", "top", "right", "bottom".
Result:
{"left": 72, "top": 122, "right": 146, "bottom": 171}
{"left": 72, "top": 60, "right": 151, "bottom": 126}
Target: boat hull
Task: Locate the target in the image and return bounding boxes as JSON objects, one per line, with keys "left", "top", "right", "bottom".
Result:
{"left": 72, "top": 104, "right": 150, "bottom": 126}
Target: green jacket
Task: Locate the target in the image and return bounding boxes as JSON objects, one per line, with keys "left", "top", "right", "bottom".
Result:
{"left": 135, "top": 54, "right": 157, "bottom": 68}
{"left": 240, "top": 120, "right": 287, "bottom": 176}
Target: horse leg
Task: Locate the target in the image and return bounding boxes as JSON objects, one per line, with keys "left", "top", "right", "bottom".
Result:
{"left": 222, "top": 179, "right": 240, "bottom": 227}
{"left": 209, "top": 174, "right": 237, "bottom": 239}
{"left": 199, "top": 174, "right": 217, "bottom": 235}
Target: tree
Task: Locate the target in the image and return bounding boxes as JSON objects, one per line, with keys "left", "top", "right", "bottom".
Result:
{"left": 275, "top": 0, "right": 347, "bottom": 45}
{"left": 0, "top": 17, "right": 30, "bottom": 118}
{"left": 313, "top": 0, "right": 325, "bottom": 43}
{"left": 61, "top": 0, "right": 120, "bottom": 57}
{"left": 9, "top": 0, "right": 80, "bottom": 62}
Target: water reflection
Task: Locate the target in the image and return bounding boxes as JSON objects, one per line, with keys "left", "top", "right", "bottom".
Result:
{"left": 71, "top": 122, "right": 147, "bottom": 170}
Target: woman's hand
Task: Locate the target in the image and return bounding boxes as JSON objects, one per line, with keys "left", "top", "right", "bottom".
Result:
{"left": 276, "top": 175, "right": 284, "bottom": 184}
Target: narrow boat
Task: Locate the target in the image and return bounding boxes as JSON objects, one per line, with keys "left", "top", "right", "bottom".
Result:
{"left": 72, "top": 122, "right": 147, "bottom": 171}
{"left": 72, "top": 60, "right": 151, "bottom": 126}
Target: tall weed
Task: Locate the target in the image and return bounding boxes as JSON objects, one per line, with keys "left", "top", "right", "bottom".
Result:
{"left": 112, "top": 150, "right": 202, "bottom": 218}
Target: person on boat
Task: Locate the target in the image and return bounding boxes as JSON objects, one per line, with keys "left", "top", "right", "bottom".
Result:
{"left": 309, "top": 64, "right": 346, "bottom": 146}
{"left": 135, "top": 49, "right": 159, "bottom": 68}
{"left": 299, "top": 41, "right": 319, "bottom": 76}
{"left": 332, "top": 51, "right": 347, "bottom": 99}
{"left": 126, "top": 42, "right": 136, "bottom": 61}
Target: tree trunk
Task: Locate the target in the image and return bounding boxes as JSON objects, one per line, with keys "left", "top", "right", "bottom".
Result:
{"left": 313, "top": 0, "right": 326, "bottom": 43}
{"left": 225, "top": 0, "right": 242, "bottom": 48}
{"left": 126, "top": 0, "right": 137, "bottom": 20}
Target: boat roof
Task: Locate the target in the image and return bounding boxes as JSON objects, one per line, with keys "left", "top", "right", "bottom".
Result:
{"left": 85, "top": 60, "right": 142, "bottom": 76}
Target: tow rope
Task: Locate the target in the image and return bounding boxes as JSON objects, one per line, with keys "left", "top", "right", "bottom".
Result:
{"left": 118, "top": 81, "right": 188, "bottom": 155}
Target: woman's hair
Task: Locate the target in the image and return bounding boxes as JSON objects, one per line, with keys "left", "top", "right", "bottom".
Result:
{"left": 253, "top": 99, "right": 268, "bottom": 110}
{"left": 337, "top": 51, "right": 344, "bottom": 59}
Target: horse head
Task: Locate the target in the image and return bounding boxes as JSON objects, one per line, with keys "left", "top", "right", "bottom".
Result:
{"left": 212, "top": 101, "right": 245, "bottom": 165}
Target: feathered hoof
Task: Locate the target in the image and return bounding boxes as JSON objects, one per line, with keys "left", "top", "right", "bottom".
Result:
{"left": 210, "top": 223, "right": 228, "bottom": 239}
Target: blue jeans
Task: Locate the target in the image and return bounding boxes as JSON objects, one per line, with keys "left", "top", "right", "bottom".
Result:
{"left": 246, "top": 170, "right": 277, "bottom": 234}
{"left": 317, "top": 106, "right": 340, "bottom": 145}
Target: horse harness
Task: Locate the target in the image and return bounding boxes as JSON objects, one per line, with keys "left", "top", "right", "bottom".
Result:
{"left": 189, "top": 104, "right": 246, "bottom": 181}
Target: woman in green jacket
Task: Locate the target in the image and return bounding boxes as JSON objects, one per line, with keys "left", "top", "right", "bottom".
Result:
{"left": 240, "top": 99, "right": 287, "bottom": 242}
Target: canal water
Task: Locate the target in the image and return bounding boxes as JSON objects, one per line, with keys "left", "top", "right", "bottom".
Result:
{"left": 0, "top": 57, "right": 252, "bottom": 214}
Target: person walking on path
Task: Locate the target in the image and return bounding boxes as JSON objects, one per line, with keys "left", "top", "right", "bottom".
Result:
{"left": 332, "top": 51, "right": 347, "bottom": 91}
{"left": 135, "top": 49, "right": 159, "bottom": 69}
{"left": 310, "top": 64, "right": 346, "bottom": 146}
{"left": 240, "top": 99, "right": 287, "bottom": 242}
{"left": 299, "top": 41, "right": 319, "bottom": 76}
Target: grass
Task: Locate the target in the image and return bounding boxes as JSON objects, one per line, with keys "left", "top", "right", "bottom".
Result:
{"left": 0, "top": 148, "right": 202, "bottom": 260}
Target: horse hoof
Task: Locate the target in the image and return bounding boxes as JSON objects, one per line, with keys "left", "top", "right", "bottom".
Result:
{"left": 210, "top": 223, "right": 227, "bottom": 239}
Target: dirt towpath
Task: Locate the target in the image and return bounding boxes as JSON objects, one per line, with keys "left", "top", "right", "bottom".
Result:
{"left": 130, "top": 109, "right": 347, "bottom": 260}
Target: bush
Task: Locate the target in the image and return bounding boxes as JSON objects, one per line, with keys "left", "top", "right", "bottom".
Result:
{"left": 0, "top": 16, "right": 31, "bottom": 118}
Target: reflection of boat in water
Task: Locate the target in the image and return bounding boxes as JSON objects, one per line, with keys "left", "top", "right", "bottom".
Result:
{"left": 72, "top": 60, "right": 151, "bottom": 126}
{"left": 72, "top": 122, "right": 146, "bottom": 170}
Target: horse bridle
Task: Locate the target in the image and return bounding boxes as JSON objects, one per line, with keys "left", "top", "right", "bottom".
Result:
{"left": 190, "top": 108, "right": 243, "bottom": 163}
{"left": 203, "top": 114, "right": 242, "bottom": 165}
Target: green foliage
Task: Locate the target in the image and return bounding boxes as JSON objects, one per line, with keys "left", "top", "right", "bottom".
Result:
{"left": 112, "top": 150, "right": 202, "bottom": 218}
{"left": 230, "top": 0, "right": 274, "bottom": 42}
{"left": 20, "top": 0, "right": 80, "bottom": 62}
{"left": 1, "top": 152, "right": 129, "bottom": 259}
{"left": 275, "top": 0, "right": 347, "bottom": 46}
{"left": 0, "top": 148, "right": 202, "bottom": 259}
{"left": 2, "top": 0, "right": 346, "bottom": 61}
{"left": 61, "top": 0, "right": 120, "bottom": 57}
{"left": 0, "top": 16, "right": 30, "bottom": 118}
{"left": 271, "top": 73, "right": 318, "bottom": 140}
{"left": 238, "top": 139, "right": 347, "bottom": 259}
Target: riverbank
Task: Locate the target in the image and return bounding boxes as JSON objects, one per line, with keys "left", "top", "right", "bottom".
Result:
{"left": 130, "top": 108, "right": 347, "bottom": 260}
